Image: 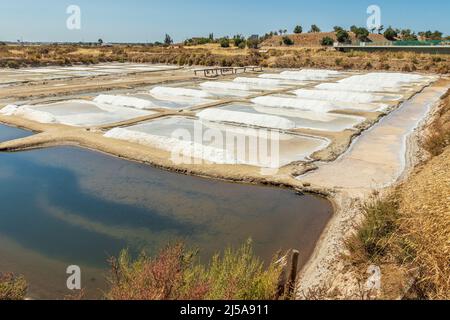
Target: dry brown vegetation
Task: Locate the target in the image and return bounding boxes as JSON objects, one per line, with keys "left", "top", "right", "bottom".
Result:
{"left": 346, "top": 91, "right": 450, "bottom": 300}
{"left": 0, "top": 44, "right": 449, "bottom": 74}
{"left": 261, "top": 32, "right": 387, "bottom": 47}
{"left": 0, "top": 272, "right": 28, "bottom": 300}
{"left": 106, "top": 240, "right": 285, "bottom": 300}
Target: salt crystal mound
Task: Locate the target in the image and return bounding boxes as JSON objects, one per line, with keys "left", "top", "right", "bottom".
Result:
{"left": 252, "top": 105, "right": 365, "bottom": 123}
{"left": 0, "top": 105, "right": 57, "bottom": 123}
{"left": 197, "top": 109, "right": 296, "bottom": 130}
{"left": 233, "top": 77, "right": 283, "bottom": 86}
{"left": 94, "top": 94, "right": 155, "bottom": 110}
{"left": 150, "top": 87, "right": 213, "bottom": 99}
{"left": 281, "top": 69, "right": 341, "bottom": 79}
{"left": 293, "top": 89, "right": 384, "bottom": 103}
{"left": 316, "top": 82, "right": 403, "bottom": 93}
{"left": 259, "top": 74, "right": 312, "bottom": 81}
{"left": 0, "top": 101, "right": 154, "bottom": 127}
{"left": 200, "top": 81, "right": 256, "bottom": 91}
{"left": 252, "top": 96, "right": 339, "bottom": 113}
{"left": 338, "top": 73, "right": 430, "bottom": 88}
{"left": 104, "top": 127, "right": 239, "bottom": 165}
{"left": 252, "top": 96, "right": 387, "bottom": 113}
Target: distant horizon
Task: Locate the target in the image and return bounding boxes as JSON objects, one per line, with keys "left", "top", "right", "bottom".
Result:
{"left": 1, "top": 0, "right": 449, "bottom": 43}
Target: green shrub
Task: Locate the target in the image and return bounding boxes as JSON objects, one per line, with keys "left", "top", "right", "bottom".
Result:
{"left": 309, "top": 25, "right": 321, "bottom": 33}
{"left": 282, "top": 36, "right": 294, "bottom": 46}
{"left": 321, "top": 37, "right": 334, "bottom": 46}
{"left": 336, "top": 29, "right": 350, "bottom": 43}
{"left": 220, "top": 38, "right": 230, "bottom": 48}
{"left": 384, "top": 27, "right": 398, "bottom": 41}
{"left": 293, "top": 25, "right": 303, "bottom": 34}
{"left": 233, "top": 34, "right": 245, "bottom": 48}
{"left": 346, "top": 196, "right": 399, "bottom": 263}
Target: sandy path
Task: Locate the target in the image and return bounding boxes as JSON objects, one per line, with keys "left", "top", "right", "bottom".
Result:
{"left": 296, "top": 83, "right": 449, "bottom": 297}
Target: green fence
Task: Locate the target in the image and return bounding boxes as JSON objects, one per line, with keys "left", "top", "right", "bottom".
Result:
{"left": 394, "top": 40, "right": 445, "bottom": 46}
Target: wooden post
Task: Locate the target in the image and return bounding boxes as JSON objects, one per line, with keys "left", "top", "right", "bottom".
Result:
{"left": 286, "top": 250, "right": 300, "bottom": 300}
{"left": 274, "top": 254, "right": 288, "bottom": 300}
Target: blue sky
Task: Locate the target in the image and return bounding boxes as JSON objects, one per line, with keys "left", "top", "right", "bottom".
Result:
{"left": 1, "top": 0, "right": 449, "bottom": 42}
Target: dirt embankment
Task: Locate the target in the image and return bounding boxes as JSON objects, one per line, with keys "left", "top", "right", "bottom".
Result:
{"left": 1, "top": 44, "right": 449, "bottom": 74}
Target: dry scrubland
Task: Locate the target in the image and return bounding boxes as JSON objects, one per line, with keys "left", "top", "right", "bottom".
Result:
{"left": 347, "top": 91, "right": 450, "bottom": 300}
{"left": 260, "top": 31, "right": 387, "bottom": 47}
{"left": 0, "top": 44, "right": 449, "bottom": 74}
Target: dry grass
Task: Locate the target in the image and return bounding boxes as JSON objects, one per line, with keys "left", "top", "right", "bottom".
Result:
{"left": 0, "top": 272, "right": 28, "bottom": 300}
{"left": 0, "top": 44, "right": 449, "bottom": 74}
{"left": 423, "top": 91, "right": 450, "bottom": 156}
{"left": 346, "top": 92, "right": 450, "bottom": 300}
{"left": 106, "top": 240, "right": 284, "bottom": 300}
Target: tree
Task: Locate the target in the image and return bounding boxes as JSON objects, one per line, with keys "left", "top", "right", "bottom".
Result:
{"left": 383, "top": 27, "right": 398, "bottom": 41}
{"left": 282, "top": 36, "right": 294, "bottom": 46}
{"left": 334, "top": 26, "right": 344, "bottom": 32}
{"left": 164, "top": 34, "right": 173, "bottom": 46}
{"left": 320, "top": 36, "right": 334, "bottom": 46}
{"left": 209, "top": 33, "right": 214, "bottom": 41}
{"left": 98, "top": 38, "right": 104, "bottom": 46}
{"left": 219, "top": 37, "right": 230, "bottom": 48}
{"left": 354, "top": 27, "right": 370, "bottom": 42}
{"left": 419, "top": 30, "right": 443, "bottom": 40}
{"left": 400, "top": 29, "right": 417, "bottom": 41}
{"left": 350, "top": 25, "right": 358, "bottom": 33}
{"left": 233, "top": 34, "right": 245, "bottom": 48}
{"left": 293, "top": 25, "right": 303, "bottom": 34}
{"left": 309, "top": 25, "right": 321, "bottom": 33}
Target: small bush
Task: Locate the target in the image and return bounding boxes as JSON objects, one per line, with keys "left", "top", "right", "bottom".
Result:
{"left": 321, "top": 37, "right": 334, "bottom": 46}
{"left": 0, "top": 273, "right": 28, "bottom": 300}
{"left": 282, "top": 36, "right": 294, "bottom": 46}
{"left": 219, "top": 38, "right": 230, "bottom": 48}
{"left": 336, "top": 29, "right": 350, "bottom": 43}
{"left": 346, "top": 196, "right": 399, "bottom": 263}
{"left": 106, "top": 240, "right": 283, "bottom": 300}
{"left": 6, "top": 60, "right": 20, "bottom": 69}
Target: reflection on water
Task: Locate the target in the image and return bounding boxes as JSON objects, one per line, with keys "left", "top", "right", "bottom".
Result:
{"left": 0, "top": 125, "right": 332, "bottom": 299}
{"left": 0, "top": 124, "right": 32, "bottom": 142}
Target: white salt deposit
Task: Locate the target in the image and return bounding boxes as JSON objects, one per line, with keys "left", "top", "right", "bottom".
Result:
{"left": 1, "top": 101, "right": 154, "bottom": 127}
{"left": 293, "top": 89, "right": 383, "bottom": 103}
{"left": 260, "top": 73, "right": 313, "bottom": 81}
{"left": 150, "top": 87, "right": 212, "bottom": 99}
{"left": 197, "top": 109, "right": 296, "bottom": 130}
{"left": 316, "top": 82, "right": 401, "bottom": 93}
{"left": 252, "top": 96, "right": 386, "bottom": 113}
{"left": 281, "top": 69, "right": 340, "bottom": 79}
{"left": 0, "top": 105, "right": 57, "bottom": 123}
{"left": 338, "top": 73, "right": 430, "bottom": 88}
{"left": 252, "top": 96, "right": 340, "bottom": 113}
{"left": 233, "top": 77, "right": 283, "bottom": 86}
{"left": 94, "top": 94, "right": 155, "bottom": 110}
{"left": 200, "top": 81, "right": 254, "bottom": 91}
{"left": 104, "top": 117, "right": 330, "bottom": 168}
{"left": 105, "top": 127, "right": 238, "bottom": 165}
